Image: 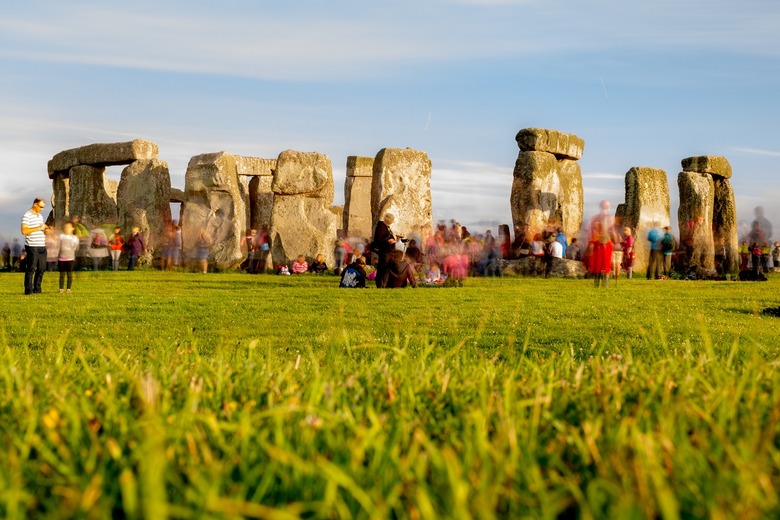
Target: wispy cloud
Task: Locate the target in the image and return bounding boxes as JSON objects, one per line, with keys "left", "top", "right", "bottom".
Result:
{"left": 582, "top": 172, "right": 624, "bottom": 180}
{"left": 731, "top": 147, "right": 780, "bottom": 158}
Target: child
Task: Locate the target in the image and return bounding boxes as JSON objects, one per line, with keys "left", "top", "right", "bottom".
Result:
{"left": 58, "top": 222, "right": 80, "bottom": 293}
{"left": 291, "top": 255, "right": 308, "bottom": 274}
{"left": 309, "top": 253, "right": 328, "bottom": 274}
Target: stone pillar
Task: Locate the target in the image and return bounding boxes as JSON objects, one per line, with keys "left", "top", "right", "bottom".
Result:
{"left": 67, "top": 165, "right": 118, "bottom": 226}
{"left": 510, "top": 128, "right": 584, "bottom": 241}
{"left": 344, "top": 156, "right": 374, "bottom": 239}
{"left": 618, "top": 167, "right": 671, "bottom": 274}
{"left": 270, "top": 150, "right": 339, "bottom": 267}
{"left": 52, "top": 173, "right": 70, "bottom": 227}
{"left": 180, "top": 152, "right": 246, "bottom": 269}
{"left": 371, "top": 147, "right": 433, "bottom": 241}
{"left": 235, "top": 157, "right": 276, "bottom": 232}
{"left": 682, "top": 156, "right": 738, "bottom": 274}
{"left": 116, "top": 159, "right": 173, "bottom": 261}
{"left": 678, "top": 171, "right": 715, "bottom": 272}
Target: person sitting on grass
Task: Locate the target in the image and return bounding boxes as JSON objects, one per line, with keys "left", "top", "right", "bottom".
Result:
{"left": 380, "top": 250, "right": 417, "bottom": 288}
{"left": 291, "top": 255, "right": 308, "bottom": 274}
{"left": 309, "top": 253, "right": 328, "bottom": 274}
{"left": 339, "top": 256, "right": 367, "bottom": 288}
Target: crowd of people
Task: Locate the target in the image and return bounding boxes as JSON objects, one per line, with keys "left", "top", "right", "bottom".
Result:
{"left": 11, "top": 196, "right": 780, "bottom": 294}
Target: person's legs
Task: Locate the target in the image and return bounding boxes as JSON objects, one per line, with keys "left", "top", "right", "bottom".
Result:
{"left": 128, "top": 254, "right": 136, "bottom": 271}
{"left": 32, "top": 247, "right": 46, "bottom": 293}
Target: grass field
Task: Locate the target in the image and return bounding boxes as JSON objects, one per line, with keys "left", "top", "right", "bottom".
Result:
{"left": 1, "top": 270, "right": 779, "bottom": 519}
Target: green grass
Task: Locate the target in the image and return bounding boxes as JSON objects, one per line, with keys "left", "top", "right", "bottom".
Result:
{"left": 0, "top": 270, "right": 779, "bottom": 518}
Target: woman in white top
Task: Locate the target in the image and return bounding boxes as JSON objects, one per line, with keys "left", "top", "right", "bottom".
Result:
{"left": 58, "top": 222, "right": 80, "bottom": 293}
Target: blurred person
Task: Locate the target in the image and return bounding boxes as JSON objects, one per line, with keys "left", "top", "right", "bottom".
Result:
{"left": 426, "top": 262, "right": 444, "bottom": 284}
{"left": 589, "top": 200, "right": 614, "bottom": 287}
{"left": 309, "top": 253, "right": 328, "bottom": 274}
{"left": 738, "top": 240, "right": 749, "bottom": 271}
{"left": 565, "top": 237, "right": 581, "bottom": 261}
{"left": 751, "top": 206, "right": 772, "bottom": 242}
{"left": 544, "top": 234, "right": 563, "bottom": 278}
{"left": 1, "top": 240, "right": 10, "bottom": 269}
{"left": 291, "top": 255, "right": 308, "bottom": 274}
{"left": 11, "top": 238, "right": 22, "bottom": 269}
{"left": 373, "top": 213, "right": 398, "bottom": 287}
{"left": 380, "top": 249, "right": 417, "bottom": 288}
{"left": 241, "top": 228, "right": 257, "bottom": 273}
{"left": 333, "top": 235, "right": 349, "bottom": 275}
{"left": 339, "top": 255, "right": 367, "bottom": 288}
{"left": 646, "top": 223, "right": 664, "bottom": 280}
{"left": 405, "top": 239, "right": 423, "bottom": 266}
{"left": 661, "top": 226, "right": 676, "bottom": 278}
{"left": 621, "top": 228, "right": 635, "bottom": 279}
{"left": 195, "top": 228, "right": 211, "bottom": 273}
{"left": 530, "top": 234, "right": 544, "bottom": 257}
{"left": 45, "top": 225, "right": 59, "bottom": 272}
{"left": 20, "top": 197, "right": 47, "bottom": 294}
{"left": 750, "top": 240, "right": 763, "bottom": 277}
{"left": 108, "top": 227, "right": 124, "bottom": 271}
{"left": 762, "top": 242, "right": 771, "bottom": 272}
{"left": 254, "top": 225, "right": 270, "bottom": 273}
{"left": 714, "top": 235, "right": 727, "bottom": 276}
{"left": 512, "top": 224, "right": 531, "bottom": 258}
{"left": 88, "top": 222, "right": 109, "bottom": 271}
{"left": 126, "top": 227, "right": 146, "bottom": 271}
{"left": 57, "top": 222, "right": 80, "bottom": 293}
{"left": 555, "top": 228, "right": 568, "bottom": 258}
{"left": 160, "top": 222, "right": 177, "bottom": 270}
{"left": 441, "top": 246, "right": 468, "bottom": 282}
{"left": 772, "top": 241, "right": 780, "bottom": 267}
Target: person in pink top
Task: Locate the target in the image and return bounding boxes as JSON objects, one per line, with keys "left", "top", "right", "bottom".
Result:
{"left": 291, "top": 255, "right": 308, "bottom": 274}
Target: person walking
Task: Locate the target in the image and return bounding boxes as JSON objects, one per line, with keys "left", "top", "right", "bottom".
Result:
{"left": 373, "top": 213, "right": 399, "bottom": 288}
{"left": 126, "top": 227, "right": 146, "bottom": 271}
{"left": 20, "top": 197, "right": 47, "bottom": 295}
{"left": 57, "top": 222, "right": 80, "bottom": 293}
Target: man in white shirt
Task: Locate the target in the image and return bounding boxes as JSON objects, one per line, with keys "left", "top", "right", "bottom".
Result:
{"left": 21, "top": 197, "right": 47, "bottom": 294}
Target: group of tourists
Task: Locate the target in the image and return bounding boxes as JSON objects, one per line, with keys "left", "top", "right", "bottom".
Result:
{"left": 18, "top": 198, "right": 152, "bottom": 294}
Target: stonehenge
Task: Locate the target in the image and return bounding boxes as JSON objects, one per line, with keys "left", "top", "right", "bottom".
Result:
{"left": 616, "top": 167, "right": 671, "bottom": 274}
{"left": 371, "top": 148, "right": 433, "bottom": 241}
{"left": 42, "top": 133, "right": 740, "bottom": 278}
{"left": 510, "top": 128, "right": 584, "bottom": 240}
{"left": 679, "top": 156, "right": 738, "bottom": 273}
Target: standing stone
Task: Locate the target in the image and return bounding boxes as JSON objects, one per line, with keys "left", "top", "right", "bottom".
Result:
{"left": 619, "top": 167, "right": 671, "bottom": 274}
{"left": 270, "top": 150, "right": 338, "bottom": 267}
{"left": 510, "top": 151, "right": 561, "bottom": 238}
{"left": 712, "top": 177, "right": 739, "bottom": 273}
{"left": 371, "top": 148, "right": 433, "bottom": 241}
{"left": 511, "top": 129, "right": 584, "bottom": 241}
{"left": 180, "top": 152, "right": 246, "bottom": 269}
{"left": 52, "top": 173, "right": 70, "bottom": 227}
{"left": 116, "top": 159, "right": 173, "bottom": 261}
{"left": 344, "top": 156, "right": 374, "bottom": 239}
{"left": 678, "top": 171, "right": 715, "bottom": 272}
{"left": 68, "top": 165, "right": 118, "bottom": 226}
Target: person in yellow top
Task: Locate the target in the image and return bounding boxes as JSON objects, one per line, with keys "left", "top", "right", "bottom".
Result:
{"left": 738, "top": 240, "right": 749, "bottom": 271}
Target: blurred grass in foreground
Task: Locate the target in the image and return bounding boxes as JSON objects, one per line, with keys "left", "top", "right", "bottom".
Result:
{"left": 0, "top": 271, "right": 778, "bottom": 518}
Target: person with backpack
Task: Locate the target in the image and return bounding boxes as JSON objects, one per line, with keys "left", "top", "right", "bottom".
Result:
{"left": 339, "top": 256, "right": 368, "bottom": 288}
{"left": 646, "top": 224, "right": 664, "bottom": 280}
{"left": 661, "top": 226, "right": 676, "bottom": 278}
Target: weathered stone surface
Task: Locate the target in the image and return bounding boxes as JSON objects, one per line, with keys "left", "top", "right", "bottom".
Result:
{"left": 169, "top": 187, "right": 185, "bottom": 203}
{"left": 49, "top": 139, "right": 159, "bottom": 178}
{"left": 51, "top": 174, "right": 70, "bottom": 226}
{"left": 712, "top": 177, "right": 739, "bottom": 272}
{"left": 249, "top": 175, "right": 274, "bottom": 231}
{"left": 235, "top": 156, "right": 276, "bottom": 177}
{"left": 515, "top": 128, "right": 584, "bottom": 160}
{"left": 371, "top": 148, "right": 433, "bottom": 240}
{"left": 556, "top": 158, "right": 584, "bottom": 241}
{"left": 270, "top": 151, "right": 339, "bottom": 267}
{"left": 116, "top": 159, "right": 173, "bottom": 261}
{"left": 67, "top": 165, "right": 118, "bottom": 226}
{"left": 272, "top": 150, "right": 334, "bottom": 198}
{"left": 511, "top": 151, "right": 572, "bottom": 239}
{"left": 343, "top": 156, "right": 375, "bottom": 238}
{"left": 619, "top": 167, "right": 671, "bottom": 274}
{"left": 500, "top": 257, "right": 585, "bottom": 278}
{"left": 682, "top": 155, "right": 732, "bottom": 179}
{"left": 180, "top": 152, "right": 246, "bottom": 269}
{"left": 678, "top": 171, "right": 715, "bottom": 272}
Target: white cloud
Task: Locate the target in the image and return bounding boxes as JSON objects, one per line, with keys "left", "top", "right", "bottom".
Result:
{"left": 731, "top": 147, "right": 780, "bottom": 158}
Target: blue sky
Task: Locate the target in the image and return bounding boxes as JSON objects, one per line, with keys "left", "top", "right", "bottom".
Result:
{"left": 2, "top": 0, "right": 779, "bottom": 242}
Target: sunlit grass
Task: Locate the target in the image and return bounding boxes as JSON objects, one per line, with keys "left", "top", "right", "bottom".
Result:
{"left": 0, "top": 271, "right": 778, "bottom": 518}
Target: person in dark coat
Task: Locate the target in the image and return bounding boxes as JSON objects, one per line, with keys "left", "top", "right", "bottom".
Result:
{"left": 372, "top": 213, "right": 398, "bottom": 287}
{"left": 380, "top": 250, "right": 417, "bottom": 288}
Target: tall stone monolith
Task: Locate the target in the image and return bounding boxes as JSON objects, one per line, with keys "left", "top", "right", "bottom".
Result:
{"left": 344, "top": 156, "right": 374, "bottom": 239}
{"left": 116, "top": 159, "right": 173, "bottom": 260}
{"left": 180, "top": 152, "right": 246, "bottom": 269}
{"left": 683, "top": 155, "right": 737, "bottom": 273}
{"left": 371, "top": 148, "right": 433, "bottom": 241}
{"left": 68, "top": 165, "right": 118, "bottom": 226}
{"left": 678, "top": 171, "right": 715, "bottom": 272}
{"left": 619, "top": 167, "right": 671, "bottom": 274}
{"left": 270, "top": 150, "right": 339, "bottom": 267}
{"left": 511, "top": 128, "right": 584, "bottom": 241}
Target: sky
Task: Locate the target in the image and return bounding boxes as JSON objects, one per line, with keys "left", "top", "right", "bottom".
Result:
{"left": 2, "top": 0, "right": 779, "bottom": 242}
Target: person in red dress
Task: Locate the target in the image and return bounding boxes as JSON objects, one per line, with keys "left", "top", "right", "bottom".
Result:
{"left": 589, "top": 200, "right": 614, "bottom": 287}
